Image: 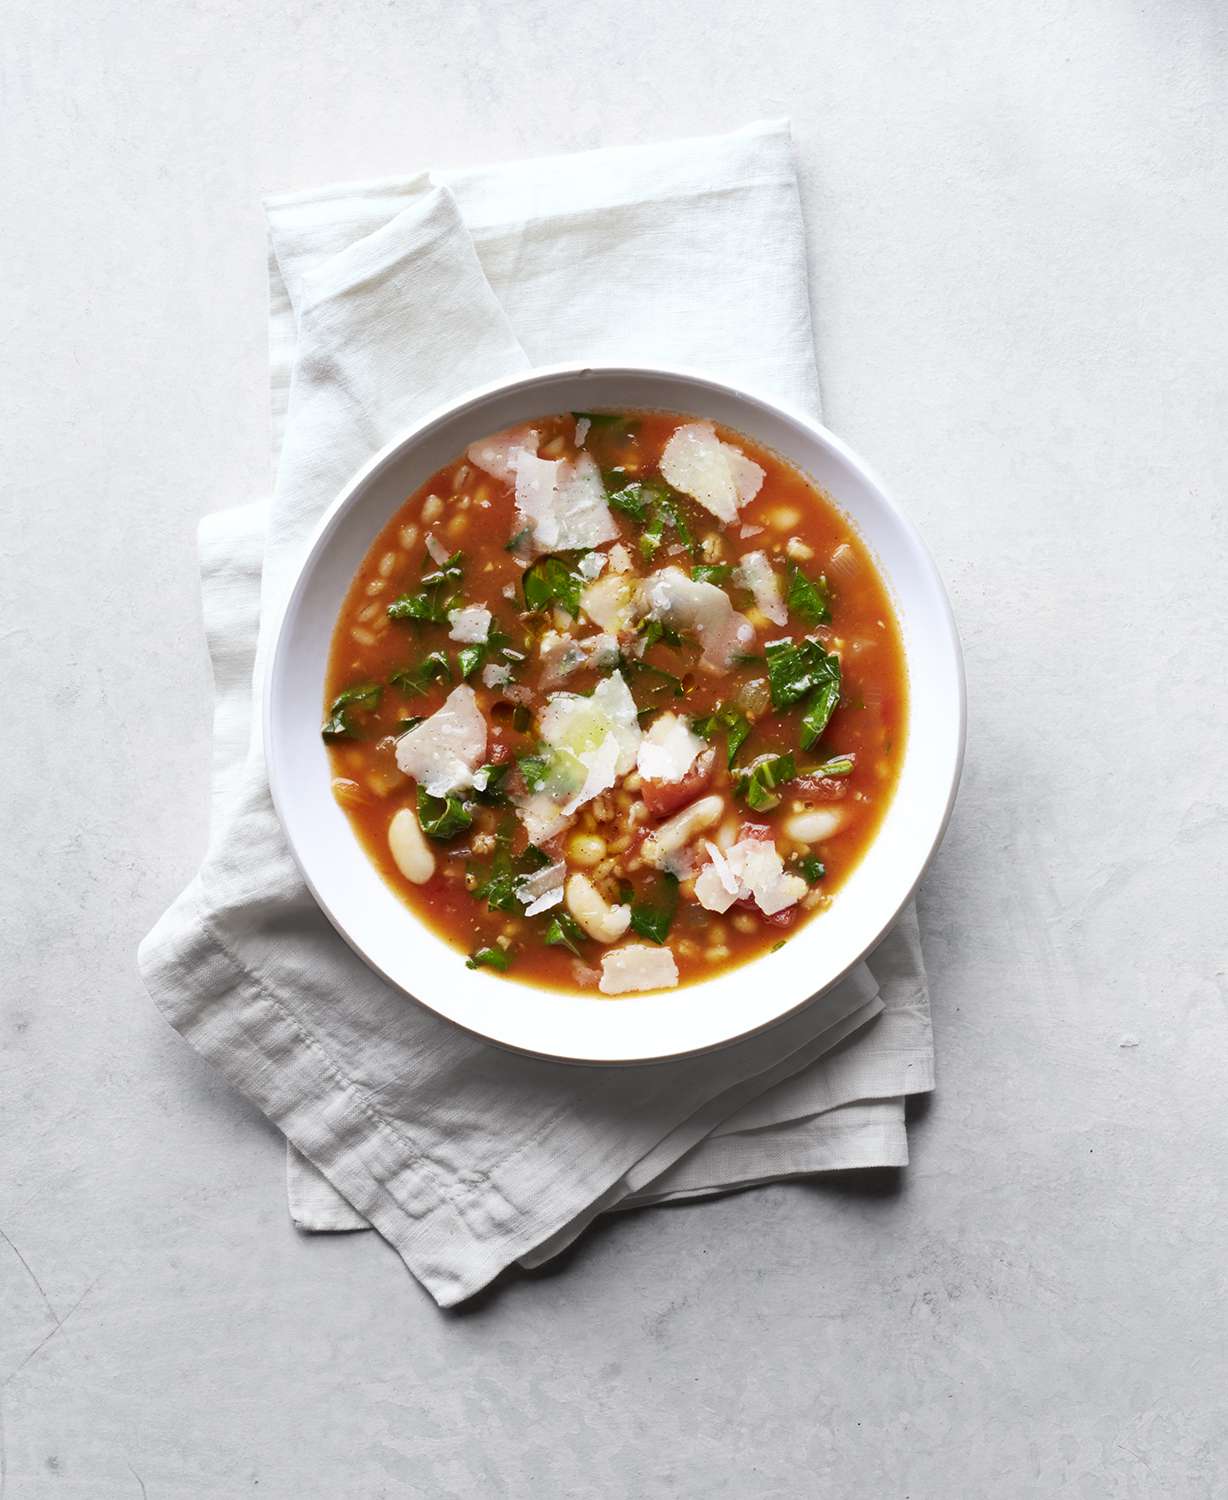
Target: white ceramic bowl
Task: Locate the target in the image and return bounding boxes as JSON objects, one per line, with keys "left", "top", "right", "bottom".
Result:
{"left": 265, "top": 364, "right": 964, "bottom": 1064}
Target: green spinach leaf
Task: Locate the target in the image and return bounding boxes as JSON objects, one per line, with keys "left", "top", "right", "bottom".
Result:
{"left": 800, "top": 673, "right": 841, "bottom": 750}
{"left": 416, "top": 787, "right": 473, "bottom": 841}
{"left": 472, "top": 762, "right": 512, "bottom": 805}
{"left": 545, "top": 910, "right": 587, "bottom": 959}
{"left": 692, "top": 702, "right": 752, "bottom": 768}
{"left": 764, "top": 638, "right": 842, "bottom": 750}
{"left": 806, "top": 753, "right": 855, "bottom": 778}
{"left": 786, "top": 565, "right": 831, "bottom": 626}
{"left": 735, "top": 752, "right": 796, "bottom": 812}
{"left": 466, "top": 946, "right": 511, "bottom": 972}
{"left": 321, "top": 681, "right": 382, "bottom": 740}
{"left": 621, "top": 657, "right": 685, "bottom": 707}
{"left": 390, "top": 650, "right": 452, "bottom": 697}
{"left": 606, "top": 480, "right": 651, "bottom": 523}
{"left": 457, "top": 644, "right": 485, "bottom": 680}
{"left": 387, "top": 551, "right": 464, "bottom": 623}
{"left": 523, "top": 557, "right": 584, "bottom": 617}
{"left": 629, "top": 872, "right": 679, "bottom": 945}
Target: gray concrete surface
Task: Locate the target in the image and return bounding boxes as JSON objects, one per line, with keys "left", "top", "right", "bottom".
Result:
{"left": 3, "top": 2, "right": 1226, "bottom": 1495}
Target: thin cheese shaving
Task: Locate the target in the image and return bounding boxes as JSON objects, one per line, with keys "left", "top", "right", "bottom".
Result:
{"left": 394, "top": 684, "right": 487, "bottom": 797}
{"left": 659, "top": 421, "right": 764, "bottom": 524}
{"left": 467, "top": 427, "right": 539, "bottom": 484}
{"left": 636, "top": 712, "right": 705, "bottom": 784}
{"left": 561, "top": 731, "right": 621, "bottom": 817}
{"left": 539, "top": 629, "right": 620, "bottom": 687}
{"left": 599, "top": 944, "right": 680, "bottom": 995}
{"left": 511, "top": 450, "right": 619, "bottom": 557}
{"left": 639, "top": 566, "right": 754, "bottom": 670}
{"left": 523, "top": 886, "right": 564, "bottom": 917}
{"left": 735, "top": 551, "right": 787, "bottom": 626}
{"left": 512, "top": 671, "right": 643, "bottom": 840}
{"left": 447, "top": 605, "right": 492, "bottom": 644}
{"left": 694, "top": 835, "right": 807, "bottom": 917}
{"left": 514, "top": 450, "right": 562, "bottom": 552}
{"left": 517, "top": 861, "right": 566, "bottom": 906}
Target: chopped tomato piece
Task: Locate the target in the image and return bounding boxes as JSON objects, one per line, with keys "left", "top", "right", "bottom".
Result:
{"left": 736, "top": 821, "right": 773, "bottom": 843}
{"left": 792, "top": 775, "right": 848, "bottom": 800}
{"left": 641, "top": 748, "right": 715, "bottom": 819}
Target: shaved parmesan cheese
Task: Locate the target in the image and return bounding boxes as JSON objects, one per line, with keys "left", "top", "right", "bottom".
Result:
{"left": 694, "top": 863, "right": 738, "bottom": 914}
{"left": 704, "top": 839, "right": 739, "bottom": 894}
{"left": 639, "top": 566, "right": 755, "bottom": 670}
{"left": 481, "top": 662, "right": 511, "bottom": 689}
{"left": 608, "top": 543, "right": 633, "bottom": 573}
{"left": 735, "top": 550, "right": 787, "bottom": 626}
{"left": 580, "top": 573, "right": 639, "bottom": 635}
{"left": 636, "top": 712, "right": 705, "bottom": 784}
{"left": 694, "top": 836, "right": 807, "bottom": 917}
{"left": 523, "top": 886, "right": 564, "bottom": 917}
{"left": 467, "top": 426, "right": 539, "bottom": 484}
{"left": 517, "top": 861, "right": 566, "bottom": 905}
{"left": 514, "top": 450, "right": 562, "bottom": 552}
{"left": 578, "top": 550, "right": 607, "bottom": 580}
{"left": 513, "top": 672, "right": 643, "bottom": 840}
{"left": 512, "top": 450, "right": 619, "bottom": 557}
{"left": 585, "top": 633, "right": 621, "bottom": 670}
{"left": 599, "top": 944, "right": 680, "bottom": 995}
{"left": 539, "top": 629, "right": 621, "bottom": 687}
{"left": 425, "top": 531, "right": 450, "bottom": 566}
{"left": 739, "top": 523, "right": 764, "bottom": 538}
{"left": 447, "top": 605, "right": 491, "bottom": 644}
{"left": 726, "top": 449, "right": 767, "bottom": 508}
{"left": 394, "top": 684, "right": 487, "bottom": 797}
{"left": 574, "top": 415, "right": 591, "bottom": 447}
{"left": 561, "top": 731, "right": 621, "bottom": 816}
{"left": 514, "top": 790, "right": 572, "bottom": 845}
{"left": 540, "top": 672, "right": 641, "bottom": 777}
{"left": 659, "top": 421, "right": 764, "bottom": 524}
{"left": 553, "top": 453, "right": 620, "bottom": 551}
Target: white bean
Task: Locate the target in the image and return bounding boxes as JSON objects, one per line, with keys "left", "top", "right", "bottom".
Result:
{"left": 565, "top": 873, "right": 631, "bottom": 944}
{"left": 421, "top": 494, "right": 444, "bottom": 523}
{"left": 784, "top": 807, "right": 847, "bottom": 844}
{"left": 388, "top": 807, "right": 436, "bottom": 884}
{"left": 641, "top": 795, "right": 725, "bottom": 867}
{"left": 568, "top": 833, "right": 607, "bottom": 868}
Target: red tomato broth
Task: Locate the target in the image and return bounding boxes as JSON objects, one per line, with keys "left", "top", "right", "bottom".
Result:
{"left": 323, "top": 410, "right": 907, "bottom": 995}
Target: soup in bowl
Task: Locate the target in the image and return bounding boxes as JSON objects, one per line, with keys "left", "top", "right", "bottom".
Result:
{"left": 265, "top": 366, "right": 963, "bottom": 1062}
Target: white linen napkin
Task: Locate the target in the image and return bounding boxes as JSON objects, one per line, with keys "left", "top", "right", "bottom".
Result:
{"left": 139, "top": 121, "right": 934, "bottom": 1306}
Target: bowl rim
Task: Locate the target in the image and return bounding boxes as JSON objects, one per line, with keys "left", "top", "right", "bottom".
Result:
{"left": 264, "top": 361, "right": 966, "bottom": 1065}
